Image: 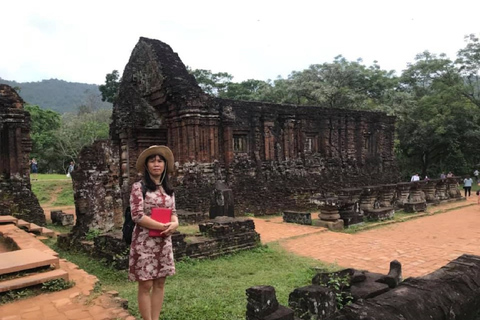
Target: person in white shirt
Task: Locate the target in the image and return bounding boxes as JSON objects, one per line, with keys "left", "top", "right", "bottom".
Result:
{"left": 411, "top": 173, "right": 420, "bottom": 182}
{"left": 464, "top": 176, "right": 473, "bottom": 197}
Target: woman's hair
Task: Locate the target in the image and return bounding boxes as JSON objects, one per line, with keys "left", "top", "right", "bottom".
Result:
{"left": 143, "top": 154, "right": 174, "bottom": 196}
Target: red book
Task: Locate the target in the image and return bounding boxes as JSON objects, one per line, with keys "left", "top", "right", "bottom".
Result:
{"left": 149, "top": 208, "right": 172, "bottom": 237}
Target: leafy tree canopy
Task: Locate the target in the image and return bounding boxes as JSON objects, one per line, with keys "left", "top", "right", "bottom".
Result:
{"left": 187, "top": 68, "right": 233, "bottom": 96}
{"left": 99, "top": 70, "right": 120, "bottom": 104}
{"left": 24, "top": 105, "right": 61, "bottom": 172}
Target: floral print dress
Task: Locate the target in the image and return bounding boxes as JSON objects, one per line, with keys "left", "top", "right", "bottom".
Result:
{"left": 128, "top": 181, "right": 176, "bottom": 281}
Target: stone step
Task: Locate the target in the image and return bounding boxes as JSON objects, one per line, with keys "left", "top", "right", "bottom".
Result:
{"left": 0, "top": 215, "right": 18, "bottom": 225}
{"left": 0, "top": 248, "right": 59, "bottom": 276}
{"left": 28, "top": 223, "right": 43, "bottom": 234}
{"left": 14, "top": 219, "right": 30, "bottom": 228}
{"left": 0, "top": 269, "right": 69, "bottom": 293}
{"left": 40, "top": 227, "right": 55, "bottom": 237}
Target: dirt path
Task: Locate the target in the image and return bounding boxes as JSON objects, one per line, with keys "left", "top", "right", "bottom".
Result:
{"left": 40, "top": 185, "right": 75, "bottom": 223}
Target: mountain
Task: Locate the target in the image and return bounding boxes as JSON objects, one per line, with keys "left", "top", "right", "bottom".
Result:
{"left": 0, "top": 78, "right": 112, "bottom": 114}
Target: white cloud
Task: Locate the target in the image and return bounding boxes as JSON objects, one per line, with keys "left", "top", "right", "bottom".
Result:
{"left": 1, "top": 0, "right": 479, "bottom": 84}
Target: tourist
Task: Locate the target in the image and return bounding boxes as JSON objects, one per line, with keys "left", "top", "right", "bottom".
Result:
{"left": 67, "top": 161, "right": 75, "bottom": 178}
{"left": 447, "top": 171, "right": 454, "bottom": 178}
{"left": 474, "top": 169, "right": 479, "bottom": 183}
{"left": 440, "top": 172, "right": 446, "bottom": 179}
{"left": 129, "top": 145, "right": 178, "bottom": 320}
{"left": 463, "top": 176, "right": 473, "bottom": 197}
{"left": 410, "top": 173, "right": 420, "bottom": 182}
{"left": 30, "top": 158, "right": 38, "bottom": 181}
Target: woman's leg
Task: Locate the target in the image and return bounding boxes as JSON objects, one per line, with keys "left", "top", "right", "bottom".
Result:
{"left": 138, "top": 280, "right": 153, "bottom": 320}
{"left": 151, "top": 277, "right": 166, "bottom": 320}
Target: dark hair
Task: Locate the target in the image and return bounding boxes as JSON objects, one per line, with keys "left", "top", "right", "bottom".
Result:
{"left": 143, "top": 154, "right": 174, "bottom": 196}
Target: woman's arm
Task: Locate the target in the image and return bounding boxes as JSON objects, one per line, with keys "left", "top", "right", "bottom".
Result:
{"left": 130, "top": 182, "right": 167, "bottom": 231}
{"left": 137, "top": 215, "right": 168, "bottom": 231}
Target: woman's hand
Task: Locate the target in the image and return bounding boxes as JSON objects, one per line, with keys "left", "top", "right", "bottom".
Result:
{"left": 156, "top": 222, "right": 168, "bottom": 231}
{"left": 160, "top": 221, "right": 179, "bottom": 237}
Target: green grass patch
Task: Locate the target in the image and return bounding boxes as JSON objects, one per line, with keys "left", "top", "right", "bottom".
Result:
{"left": 30, "top": 176, "right": 74, "bottom": 206}
{"left": 177, "top": 224, "right": 201, "bottom": 235}
{"left": 33, "top": 173, "right": 71, "bottom": 181}
{"left": 47, "top": 242, "right": 334, "bottom": 320}
{"left": 0, "top": 278, "right": 75, "bottom": 305}
{"left": 52, "top": 187, "right": 75, "bottom": 206}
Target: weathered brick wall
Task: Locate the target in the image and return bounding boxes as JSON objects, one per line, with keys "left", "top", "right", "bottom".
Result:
{"left": 0, "top": 84, "right": 45, "bottom": 225}
{"left": 70, "top": 140, "right": 122, "bottom": 238}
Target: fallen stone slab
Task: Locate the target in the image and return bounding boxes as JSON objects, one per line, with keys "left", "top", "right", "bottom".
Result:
{"left": 327, "top": 254, "right": 480, "bottom": 320}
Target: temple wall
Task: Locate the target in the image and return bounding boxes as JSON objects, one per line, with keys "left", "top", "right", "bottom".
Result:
{"left": 0, "top": 84, "right": 45, "bottom": 225}
{"left": 72, "top": 37, "right": 399, "bottom": 234}
{"left": 70, "top": 140, "right": 122, "bottom": 237}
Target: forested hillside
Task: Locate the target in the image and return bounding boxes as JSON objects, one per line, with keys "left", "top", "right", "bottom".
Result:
{"left": 0, "top": 78, "right": 111, "bottom": 113}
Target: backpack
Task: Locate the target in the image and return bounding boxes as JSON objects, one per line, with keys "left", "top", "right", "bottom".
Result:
{"left": 122, "top": 182, "right": 147, "bottom": 245}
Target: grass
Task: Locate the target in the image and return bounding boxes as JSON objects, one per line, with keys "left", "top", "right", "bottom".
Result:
{"left": 32, "top": 174, "right": 70, "bottom": 180}
{"left": 30, "top": 174, "right": 74, "bottom": 206}
{"left": 46, "top": 240, "right": 335, "bottom": 320}
{"left": 177, "top": 224, "right": 201, "bottom": 235}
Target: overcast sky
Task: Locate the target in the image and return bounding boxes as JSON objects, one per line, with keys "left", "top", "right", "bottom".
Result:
{"left": 2, "top": 0, "right": 479, "bottom": 85}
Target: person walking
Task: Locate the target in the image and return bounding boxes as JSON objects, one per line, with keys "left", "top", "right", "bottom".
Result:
{"left": 474, "top": 169, "right": 479, "bottom": 183}
{"left": 129, "top": 145, "right": 179, "bottom": 320}
{"left": 67, "top": 161, "right": 75, "bottom": 177}
{"left": 463, "top": 176, "right": 473, "bottom": 197}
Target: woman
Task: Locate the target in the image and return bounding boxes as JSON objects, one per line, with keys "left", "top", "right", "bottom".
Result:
{"left": 129, "top": 145, "right": 179, "bottom": 320}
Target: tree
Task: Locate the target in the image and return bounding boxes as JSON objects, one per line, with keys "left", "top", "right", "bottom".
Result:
{"left": 188, "top": 68, "right": 233, "bottom": 96}
{"left": 456, "top": 34, "right": 480, "bottom": 107}
{"left": 283, "top": 56, "right": 398, "bottom": 110}
{"left": 396, "top": 51, "right": 480, "bottom": 178}
{"left": 219, "top": 79, "right": 273, "bottom": 101}
{"left": 99, "top": 70, "right": 120, "bottom": 104}
{"left": 24, "top": 105, "right": 62, "bottom": 172}
{"left": 55, "top": 108, "right": 111, "bottom": 161}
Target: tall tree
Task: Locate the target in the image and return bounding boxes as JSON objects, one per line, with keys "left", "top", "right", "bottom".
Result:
{"left": 24, "top": 105, "right": 61, "bottom": 172}
{"left": 55, "top": 108, "right": 111, "bottom": 161}
{"left": 99, "top": 70, "right": 120, "bottom": 104}
{"left": 396, "top": 51, "right": 480, "bottom": 178}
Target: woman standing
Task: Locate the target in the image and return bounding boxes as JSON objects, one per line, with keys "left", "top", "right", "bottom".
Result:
{"left": 129, "top": 145, "right": 179, "bottom": 320}
{"left": 30, "top": 158, "right": 38, "bottom": 181}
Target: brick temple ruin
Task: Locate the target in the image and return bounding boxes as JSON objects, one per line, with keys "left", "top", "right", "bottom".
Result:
{"left": 0, "top": 84, "right": 45, "bottom": 226}
{"left": 72, "top": 37, "right": 399, "bottom": 239}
